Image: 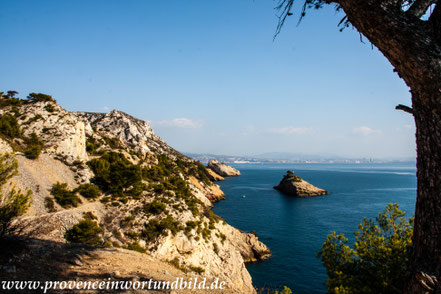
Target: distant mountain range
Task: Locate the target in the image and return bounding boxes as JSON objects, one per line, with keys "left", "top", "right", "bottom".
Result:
{"left": 184, "top": 152, "right": 416, "bottom": 164}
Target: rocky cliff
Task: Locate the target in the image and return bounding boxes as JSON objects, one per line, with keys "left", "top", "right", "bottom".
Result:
{"left": 207, "top": 160, "right": 241, "bottom": 177}
{"left": 274, "top": 170, "right": 328, "bottom": 197}
{"left": 0, "top": 97, "right": 270, "bottom": 293}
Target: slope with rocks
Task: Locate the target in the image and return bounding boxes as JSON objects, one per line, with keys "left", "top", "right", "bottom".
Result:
{"left": 0, "top": 96, "right": 270, "bottom": 294}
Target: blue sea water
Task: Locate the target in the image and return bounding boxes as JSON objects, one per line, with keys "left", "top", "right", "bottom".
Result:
{"left": 212, "top": 163, "right": 417, "bottom": 294}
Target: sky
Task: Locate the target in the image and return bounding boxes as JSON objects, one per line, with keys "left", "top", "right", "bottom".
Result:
{"left": 0, "top": 0, "right": 416, "bottom": 159}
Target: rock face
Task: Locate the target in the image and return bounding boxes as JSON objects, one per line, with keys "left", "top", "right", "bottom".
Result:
{"left": 274, "top": 170, "right": 328, "bottom": 197}
{"left": 208, "top": 160, "right": 241, "bottom": 177}
{"left": 0, "top": 99, "right": 269, "bottom": 294}
{"left": 206, "top": 167, "right": 225, "bottom": 181}
{"left": 74, "top": 110, "right": 180, "bottom": 160}
{"left": 0, "top": 101, "right": 89, "bottom": 162}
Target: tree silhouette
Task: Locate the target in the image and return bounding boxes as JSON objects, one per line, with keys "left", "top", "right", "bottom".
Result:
{"left": 275, "top": 1, "right": 441, "bottom": 293}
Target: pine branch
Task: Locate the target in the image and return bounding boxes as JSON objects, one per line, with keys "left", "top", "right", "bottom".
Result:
{"left": 395, "top": 104, "right": 414, "bottom": 114}
{"left": 407, "top": 0, "right": 434, "bottom": 18}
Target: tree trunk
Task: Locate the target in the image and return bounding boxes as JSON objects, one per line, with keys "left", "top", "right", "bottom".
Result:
{"left": 405, "top": 88, "right": 441, "bottom": 294}
{"left": 333, "top": 1, "right": 441, "bottom": 292}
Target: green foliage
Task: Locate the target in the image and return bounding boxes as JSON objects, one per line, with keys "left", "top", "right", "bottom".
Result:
{"left": 284, "top": 170, "right": 302, "bottom": 182}
{"left": 24, "top": 145, "right": 41, "bottom": 159}
{"left": 0, "top": 153, "right": 32, "bottom": 235}
{"left": 186, "top": 161, "right": 212, "bottom": 186}
{"left": 50, "top": 182, "right": 82, "bottom": 208}
{"left": 213, "top": 242, "right": 219, "bottom": 254}
{"left": 168, "top": 257, "right": 188, "bottom": 273}
{"left": 64, "top": 215, "right": 103, "bottom": 246}
{"left": 26, "top": 92, "right": 55, "bottom": 103}
{"left": 126, "top": 242, "right": 146, "bottom": 253}
{"left": 0, "top": 114, "right": 21, "bottom": 139}
{"left": 87, "top": 152, "right": 142, "bottom": 198}
{"left": 85, "top": 136, "right": 103, "bottom": 155}
{"left": 44, "top": 197, "right": 56, "bottom": 212}
{"left": 143, "top": 200, "right": 166, "bottom": 215}
{"left": 188, "top": 265, "right": 205, "bottom": 274}
{"left": 142, "top": 154, "right": 175, "bottom": 181}
{"left": 317, "top": 203, "right": 413, "bottom": 294}
{"left": 185, "top": 221, "right": 198, "bottom": 233}
{"left": 75, "top": 183, "right": 101, "bottom": 199}
{"left": 44, "top": 104, "right": 55, "bottom": 113}
{"left": 23, "top": 132, "right": 43, "bottom": 159}
{"left": 102, "top": 136, "right": 122, "bottom": 149}
{"left": 141, "top": 216, "right": 182, "bottom": 241}
{"left": 275, "top": 286, "right": 293, "bottom": 294}
{"left": 0, "top": 91, "right": 24, "bottom": 108}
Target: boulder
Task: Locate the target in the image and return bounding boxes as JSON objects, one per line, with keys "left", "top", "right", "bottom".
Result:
{"left": 208, "top": 160, "right": 241, "bottom": 177}
{"left": 274, "top": 170, "right": 328, "bottom": 197}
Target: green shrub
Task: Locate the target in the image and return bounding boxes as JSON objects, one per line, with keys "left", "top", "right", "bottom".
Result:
{"left": 24, "top": 145, "right": 42, "bottom": 159}
{"left": 0, "top": 114, "right": 21, "bottom": 139}
{"left": 86, "top": 137, "right": 102, "bottom": 154}
{"left": 275, "top": 286, "right": 293, "bottom": 294}
{"left": 23, "top": 133, "right": 43, "bottom": 159}
{"left": 185, "top": 221, "right": 198, "bottom": 233}
{"left": 64, "top": 216, "right": 103, "bottom": 246}
{"left": 87, "top": 152, "right": 142, "bottom": 197}
{"left": 27, "top": 92, "right": 55, "bottom": 103}
{"left": 142, "top": 216, "right": 182, "bottom": 241}
{"left": 44, "top": 104, "right": 55, "bottom": 112}
{"left": 0, "top": 153, "right": 32, "bottom": 236}
{"left": 50, "top": 182, "right": 82, "bottom": 208}
{"left": 317, "top": 203, "right": 413, "bottom": 294}
{"left": 75, "top": 183, "right": 101, "bottom": 199}
{"left": 143, "top": 200, "right": 166, "bottom": 215}
{"left": 167, "top": 257, "right": 187, "bottom": 273}
{"left": 44, "top": 197, "right": 56, "bottom": 212}
{"left": 213, "top": 242, "right": 219, "bottom": 255}
{"left": 188, "top": 265, "right": 205, "bottom": 274}
{"left": 126, "top": 242, "right": 146, "bottom": 253}
{"left": 25, "top": 114, "right": 43, "bottom": 124}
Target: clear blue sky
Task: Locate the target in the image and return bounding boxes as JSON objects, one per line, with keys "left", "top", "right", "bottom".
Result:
{"left": 0, "top": 0, "right": 415, "bottom": 159}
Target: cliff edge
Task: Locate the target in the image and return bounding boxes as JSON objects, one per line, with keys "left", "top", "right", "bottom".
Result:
{"left": 0, "top": 95, "right": 270, "bottom": 294}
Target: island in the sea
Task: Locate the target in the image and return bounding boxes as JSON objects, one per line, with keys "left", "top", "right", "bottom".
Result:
{"left": 274, "top": 170, "right": 328, "bottom": 197}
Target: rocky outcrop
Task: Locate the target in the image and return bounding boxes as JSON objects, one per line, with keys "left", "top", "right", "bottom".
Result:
{"left": 0, "top": 101, "right": 89, "bottom": 162}
{"left": 0, "top": 99, "right": 270, "bottom": 294}
{"left": 208, "top": 160, "right": 241, "bottom": 177}
{"left": 206, "top": 168, "right": 225, "bottom": 181}
{"left": 274, "top": 170, "right": 328, "bottom": 197}
{"left": 188, "top": 176, "right": 225, "bottom": 202}
{"left": 74, "top": 110, "right": 181, "bottom": 160}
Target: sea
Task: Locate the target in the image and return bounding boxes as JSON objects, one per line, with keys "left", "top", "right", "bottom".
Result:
{"left": 212, "top": 162, "right": 417, "bottom": 294}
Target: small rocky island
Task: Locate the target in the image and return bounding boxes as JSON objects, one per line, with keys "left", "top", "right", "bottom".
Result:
{"left": 208, "top": 159, "right": 241, "bottom": 177}
{"left": 274, "top": 170, "right": 328, "bottom": 197}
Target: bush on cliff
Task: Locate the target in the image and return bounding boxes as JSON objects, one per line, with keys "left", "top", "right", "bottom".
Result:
{"left": 0, "top": 153, "right": 32, "bottom": 236}
{"left": 87, "top": 152, "right": 142, "bottom": 198}
{"left": 65, "top": 215, "right": 103, "bottom": 246}
{"left": 23, "top": 133, "right": 44, "bottom": 160}
{"left": 317, "top": 203, "right": 413, "bottom": 294}
{"left": 50, "top": 182, "right": 82, "bottom": 208}
{"left": 26, "top": 92, "right": 55, "bottom": 103}
{"left": 0, "top": 114, "right": 21, "bottom": 139}
{"left": 75, "top": 183, "right": 101, "bottom": 199}
{"left": 24, "top": 144, "right": 41, "bottom": 159}
{"left": 141, "top": 216, "right": 182, "bottom": 241}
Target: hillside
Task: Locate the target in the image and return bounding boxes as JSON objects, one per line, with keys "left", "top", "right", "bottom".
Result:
{"left": 0, "top": 94, "right": 270, "bottom": 293}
